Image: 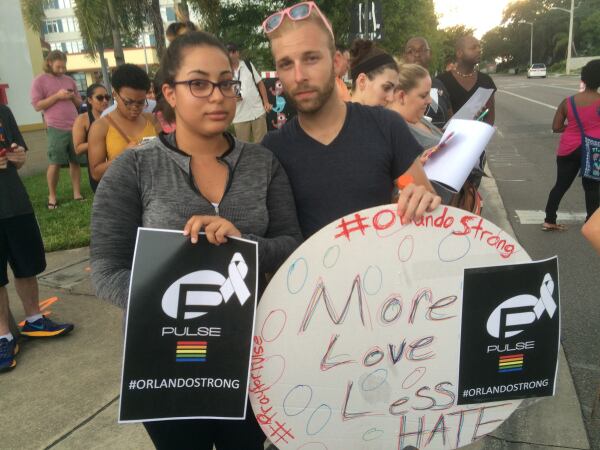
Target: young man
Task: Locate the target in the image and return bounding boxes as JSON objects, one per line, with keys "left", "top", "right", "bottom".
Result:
{"left": 227, "top": 43, "right": 272, "bottom": 143}
{"left": 404, "top": 36, "right": 452, "bottom": 128}
{"left": 0, "top": 105, "right": 74, "bottom": 372}
{"left": 437, "top": 36, "right": 496, "bottom": 126}
{"left": 30, "top": 50, "right": 84, "bottom": 209}
{"left": 261, "top": 2, "right": 440, "bottom": 239}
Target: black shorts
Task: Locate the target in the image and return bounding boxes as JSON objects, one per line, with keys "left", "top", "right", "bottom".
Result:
{"left": 0, "top": 214, "right": 46, "bottom": 287}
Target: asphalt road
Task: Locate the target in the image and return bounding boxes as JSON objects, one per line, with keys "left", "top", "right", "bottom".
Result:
{"left": 489, "top": 74, "right": 599, "bottom": 448}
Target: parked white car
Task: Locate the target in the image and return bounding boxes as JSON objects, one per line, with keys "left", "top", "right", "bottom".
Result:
{"left": 527, "top": 63, "right": 547, "bottom": 78}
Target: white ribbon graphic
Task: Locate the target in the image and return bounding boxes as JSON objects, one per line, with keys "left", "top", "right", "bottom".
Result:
{"left": 161, "top": 252, "right": 251, "bottom": 320}
{"left": 533, "top": 273, "right": 557, "bottom": 319}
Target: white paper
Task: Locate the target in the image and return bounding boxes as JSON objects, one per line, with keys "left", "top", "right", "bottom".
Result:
{"left": 429, "top": 88, "right": 439, "bottom": 112}
{"left": 424, "top": 119, "right": 495, "bottom": 192}
{"left": 451, "top": 87, "right": 494, "bottom": 121}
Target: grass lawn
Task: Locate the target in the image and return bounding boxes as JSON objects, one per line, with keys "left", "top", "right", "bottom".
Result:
{"left": 22, "top": 168, "right": 94, "bottom": 252}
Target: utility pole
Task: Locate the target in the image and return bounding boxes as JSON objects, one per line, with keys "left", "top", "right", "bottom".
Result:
{"left": 566, "top": 0, "right": 574, "bottom": 74}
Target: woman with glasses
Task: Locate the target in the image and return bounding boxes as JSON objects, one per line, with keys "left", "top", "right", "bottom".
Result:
{"left": 72, "top": 83, "right": 110, "bottom": 191}
{"left": 349, "top": 39, "right": 398, "bottom": 107}
{"left": 88, "top": 64, "right": 160, "bottom": 183}
{"left": 90, "top": 31, "right": 302, "bottom": 449}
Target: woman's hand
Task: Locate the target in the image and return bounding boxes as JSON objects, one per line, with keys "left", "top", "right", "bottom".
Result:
{"left": 420, "top": 145, "right": 439, "bottom": 164}
{"left": 183, "top": 215, "right": 241, "bottom": 245}
{"left": 6, "top": 144, "right": 26, "bottom": 169}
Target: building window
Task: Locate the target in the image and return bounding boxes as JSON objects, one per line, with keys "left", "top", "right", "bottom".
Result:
{"left": 44, "top": 19, "right": 63, "bottom": 34}
{"left": 166, "top": 6, "right": 176, "bottom": 22}
{"left": 62, "top": 17, "right": 79, "bottom": 32}
{"left": 71, "top": 73, "right": 87, "bottom": 93}
{"left": 48, "top": 0, "right": 73, "bottom": 9}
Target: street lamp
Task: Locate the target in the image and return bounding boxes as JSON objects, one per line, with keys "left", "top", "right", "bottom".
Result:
{"left": 550, "top": 0, "right": 576, "bottom": 75}
{"left": 521, "top": 21, "right": 533, "bottom": 67}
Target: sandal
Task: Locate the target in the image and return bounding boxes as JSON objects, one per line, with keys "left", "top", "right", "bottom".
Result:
{"left": 74, "top": 196, "right": 85, "bottom": 201}
{"left": 541, "top": 223, "right": 567, "bottom": 231}
{"left": 47, "top": 202, "right": 59, "bottom": 210}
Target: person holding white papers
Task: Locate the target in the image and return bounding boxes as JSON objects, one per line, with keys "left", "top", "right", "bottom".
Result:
{"left": 388, "top": 64, "right": 453, "bottom": 204}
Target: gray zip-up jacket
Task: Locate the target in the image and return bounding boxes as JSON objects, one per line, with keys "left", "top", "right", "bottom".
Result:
{"left": 90, "top": 132, "right": 302, "bottom": 309}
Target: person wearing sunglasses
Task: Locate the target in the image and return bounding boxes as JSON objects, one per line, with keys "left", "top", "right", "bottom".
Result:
{"left": 72, "top": 84, "right": 110, "bottom": 192}
{"left": 88, "top": 64, "right": 160, "bottom": 183}
{"left": 349, "top": 39, "right": 398, "bottom": 107}
{"left": 261, "top": 1, "right": 440, "bottom": 240}
{"left": 90, "top": 31, "right": 302, "bottom": 449}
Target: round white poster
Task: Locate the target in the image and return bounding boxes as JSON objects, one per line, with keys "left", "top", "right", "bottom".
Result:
{"left": 250, "top": 205, "right": 530, "bottom": 449}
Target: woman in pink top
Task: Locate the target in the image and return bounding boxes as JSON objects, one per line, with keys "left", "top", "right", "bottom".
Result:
{"left": 543, "top": 60, "right": 600, "bottom": 231}
{"left": 30, "top": 51, "right": 84, "bottom": 209}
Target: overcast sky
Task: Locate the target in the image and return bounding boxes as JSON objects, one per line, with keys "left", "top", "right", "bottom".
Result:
{"left": 434, "top": 0, "right": 513, "bottom": 37}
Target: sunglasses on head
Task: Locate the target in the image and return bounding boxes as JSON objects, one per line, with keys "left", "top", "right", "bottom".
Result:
{"left": 94, "top": 94, "right": 111, "bottom": 101}
{"left": 262, "top": 1, "right": 333, "bottom": 37}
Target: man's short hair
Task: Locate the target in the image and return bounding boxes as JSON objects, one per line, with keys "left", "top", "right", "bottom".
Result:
{"left": 455, "top": 35, "right": 476, "bottom": 53}
{"left": 226, "top": 43, "right": 239, "bottom": 53}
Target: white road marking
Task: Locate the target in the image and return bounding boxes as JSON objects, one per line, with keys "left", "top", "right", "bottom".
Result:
{"left": 515, "top": 209, "right": 587, "bottom": 224}
{"left": 497, "top": 90, "right": 557, "bottom": 110}
{"left": 545, "top": 84, "right": 579, "bottom": 92}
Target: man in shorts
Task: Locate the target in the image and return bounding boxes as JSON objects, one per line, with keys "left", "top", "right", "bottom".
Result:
{"left": 261, "top": 2, "right": 440, "bottom": 239}
{"left": 30, "top": 50, "right": 84, "bottom": 209}
{"left": 0, "top": 104, "right": 74, "bottom": 372}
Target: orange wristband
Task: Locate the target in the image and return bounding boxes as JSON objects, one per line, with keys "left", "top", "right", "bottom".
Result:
{"left": 396, "top": 174, "right": 414, "bottom": 189}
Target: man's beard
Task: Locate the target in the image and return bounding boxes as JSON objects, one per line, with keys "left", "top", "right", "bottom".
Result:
{"left": 286, "top": 71, "right": 336, "bottom": 115}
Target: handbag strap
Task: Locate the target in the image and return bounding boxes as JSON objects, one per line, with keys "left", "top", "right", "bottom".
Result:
{"left": 569, "top": 96, "right": 586, "bottom": 142}
{"left": 105, "top": 113, "right": 134, "bottom": 144}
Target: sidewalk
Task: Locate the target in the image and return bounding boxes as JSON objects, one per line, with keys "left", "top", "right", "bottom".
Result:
{"left": 0, "top": 176, "right": 590, "bottom": 449}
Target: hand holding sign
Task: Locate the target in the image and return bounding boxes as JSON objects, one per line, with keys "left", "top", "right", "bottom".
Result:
{"left": 183, "top": 215, "right": 241, "bottom": 245}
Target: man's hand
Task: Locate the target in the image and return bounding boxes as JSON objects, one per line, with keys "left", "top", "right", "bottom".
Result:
{"left": 6, "top": 144, "right": 26, "bottom": 169}
{"left": 397, "top": 183, "right": 441, "bottom": 223}
{"left": 263, "top": 100, "right": 273, "bottom": 113}
{"left": 183, "top": 215, "right": 242, "bottom": 245}
{"left": 0, "top": 149, "right": 7, "bottom": 169}
{"left": 55, "top": 89, "right": 74, "bottom": 100}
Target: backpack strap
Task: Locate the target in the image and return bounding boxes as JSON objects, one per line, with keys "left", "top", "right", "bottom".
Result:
{"left": 569, "top": 96, "right": 585, "bottom": 142}
{"left": 243, "top": 59, "right": 258, "bottom": 86}
{"left": 105, "top": 113, "right": 134, "bottom": 144}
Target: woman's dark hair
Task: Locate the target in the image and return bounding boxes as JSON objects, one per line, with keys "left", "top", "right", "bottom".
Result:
{"left": 159, "top": 31, "right": 230, "bottom": 86}
{"left": 166, "top": 22, "right": 185, "bottom": 37}
{"left": 111, "top": 63, "right": 151, "bottom": 92}
{"left": 152, "top": 71, "right": 175, "bottom": 123}
{"left": 349, "top": 39, "right": 398, "bottom": 89}
{"left": 166, "top": 21, "right": 197, "bottom": 37}
{"left": 581, "top": 59, "right": 600, "bottom": 90}
{"left": 85, "top": 83, "right": 105, "bottom": 103}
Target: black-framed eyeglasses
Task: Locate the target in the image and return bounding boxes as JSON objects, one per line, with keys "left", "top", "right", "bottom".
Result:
{"left": 172, "top": 79, "right": 241, "bottom": 99}
{"left": 94, "top": 94, "right": 111, "bottom": 102}
{"left": 115, "top": 91, "right": 148, "bottom": 109}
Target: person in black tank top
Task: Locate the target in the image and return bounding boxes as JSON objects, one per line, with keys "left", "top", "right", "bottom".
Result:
{"left": 72, "top": 83, "right": 110, "bottom": 192}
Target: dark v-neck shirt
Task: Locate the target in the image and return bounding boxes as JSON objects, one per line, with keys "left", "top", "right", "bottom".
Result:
{"left": 261, "top": 102, "right": 422, "bottom": 238}
{"left": 436, "top": 71, "right": 497, "bottom": 114}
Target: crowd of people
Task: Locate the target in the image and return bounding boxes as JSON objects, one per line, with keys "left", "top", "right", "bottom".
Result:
{"left": 0, "top": 1, "right": 599, "bottom": 449}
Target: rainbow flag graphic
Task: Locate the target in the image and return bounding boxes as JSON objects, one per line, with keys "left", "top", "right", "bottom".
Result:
{"left": 176, "top": 341, "right": 207, "bottom": 362}
{"left": 498, "top": 353, "right": 524, "bottom": 373}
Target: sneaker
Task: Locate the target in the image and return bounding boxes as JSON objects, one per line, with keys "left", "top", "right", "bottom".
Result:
{"left": 0, "top": 338, "right": 19, "bottom": 372}
{"left": 20, "top": 315, "right": 74, "bottom": 338}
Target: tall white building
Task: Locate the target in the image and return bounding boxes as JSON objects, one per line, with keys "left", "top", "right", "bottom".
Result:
{"left": 41, "top": 0, "right": 188, "bottom": 54}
